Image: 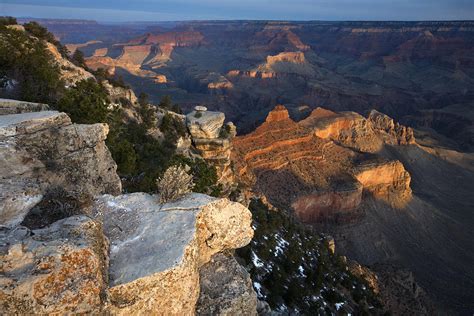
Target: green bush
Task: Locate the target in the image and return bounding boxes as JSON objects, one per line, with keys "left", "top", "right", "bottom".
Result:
{"left": 0, "top": 25, "right": 63, "bottom": 103}
{"left": 0, "top": 16, "right": 17, "bottom": 26}
{"left": 71, "top": 49, "right": 87, "bottom": 68}
{"left": 160, "top": 113, "right": 187, "bottom": 142}
{"left": 23, "top": 21, "right": 69, "bottom": 57}
{"left": 56, "top": 79, "right": 109, "bottom": 124}
{"left": 169, "top": 156, "right": 221, "bottom": 196}
{"left": 158, "top": 95, "right": 172, "bottom": 109}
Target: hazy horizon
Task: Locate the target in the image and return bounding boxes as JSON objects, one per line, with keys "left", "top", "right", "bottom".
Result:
{"left": 2, "top": 0, "right": 473, "bottom": 22}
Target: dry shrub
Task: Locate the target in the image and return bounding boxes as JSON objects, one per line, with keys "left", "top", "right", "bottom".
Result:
{"left": 157, "top": 164, "right": 194, "bottom": 203}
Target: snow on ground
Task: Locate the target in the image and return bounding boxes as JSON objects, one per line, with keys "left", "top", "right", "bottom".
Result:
{"left": 253, "top": 282, "right": 264, "bottom": 297}
{"left": 251, "top": 250, "right": 264, "bottom": 268}
{"left": 335, "top": 302, "right": 345, "bottom": 311}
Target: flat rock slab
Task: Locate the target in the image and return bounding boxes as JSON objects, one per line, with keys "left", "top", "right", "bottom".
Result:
{"left": 0, "top": 98, "right": 49, "bottom": 115}
{"left": 0, "top": 111, "right": 70, "bottom": 138}
{"left": 95, "top": 193, "right": 214, "bottom": 286}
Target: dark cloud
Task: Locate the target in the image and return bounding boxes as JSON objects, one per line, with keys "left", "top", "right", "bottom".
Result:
{"left": 2, "top": 0, "right": 473, "bottom": 21}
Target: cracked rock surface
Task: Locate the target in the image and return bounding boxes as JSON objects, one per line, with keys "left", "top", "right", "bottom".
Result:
{"left": 92, "top": 192, "right": 254, "bottom": 314}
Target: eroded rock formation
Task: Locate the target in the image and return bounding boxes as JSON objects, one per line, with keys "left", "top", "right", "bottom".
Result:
{"left": 232, "top": 105, "right": 413, "bottom": 223}
{"left": 46, "top": 42, "right": 95, "bottom": 86}
{"left": 0, "top": 102, "right": 121, "bottom": 227}
{"left": 186, "top": 106, "right": 237, "bottom": 185}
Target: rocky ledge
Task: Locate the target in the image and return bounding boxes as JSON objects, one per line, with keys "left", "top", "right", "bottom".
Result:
{"left": 1, "top": 193, "right": 254, "bottom": 314}
{"left": 0, "top": 105, "right": 121, "bottom": 227}
{"left": 95, "top": 193, "right": 253, "bottom": 314}
{"left": 0, "top": 101, "right": 255, "bottom": 314}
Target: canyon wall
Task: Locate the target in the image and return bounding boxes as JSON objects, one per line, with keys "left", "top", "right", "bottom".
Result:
{"left": 233, "top": 105, "right": 413, "bottom": 223}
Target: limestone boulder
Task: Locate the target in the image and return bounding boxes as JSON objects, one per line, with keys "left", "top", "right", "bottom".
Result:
{"left": 186, "top": 109, "right": 225, "bottom": 139}
{"left": 196, "top": 253, "right": 258, "bottom": 316}
{"left": 0, "top": 216, "right": 108, "bottom": 314}
{"left": 0, "top": 110, "right": 121, "bottom": 227}
{"left": 91, "top": 193, "right": 253, "bottom": 314}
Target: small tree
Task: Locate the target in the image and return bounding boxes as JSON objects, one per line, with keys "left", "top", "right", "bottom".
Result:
{"left": 0, "top": 16, "right": 17, "bottom": 26}
{"left": 157, "top": 164, "right": 194, "bottom": 203}
{"left": 71, "top": 49, "right": 86, "bottom": 68}
{"left": 158, "top": 95, "right": 172, "bottom": 109}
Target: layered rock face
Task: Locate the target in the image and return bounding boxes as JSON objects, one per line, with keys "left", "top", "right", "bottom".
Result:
{"left": 233, "top": 105, "right": 413, "bottom": 223}
{"left": 186, "top": 106, "right": 237, "bottom": 184}
{"left": 368, "top": 110, "right": 415, "bottom": 146}
{"left": 85, "top": 29, "right": 205, "bottom": 79}
{"left": 229, "top": 51, "right": 314, "bottom": 79}
{"left": 266, "top": 51, "right": 306, "bottom": 65}
{"left": 353, "top": 159, "right": 412, "bottom": 206}
{"left": 0, "top": 102, "right": 121, "bottom": 227}
{"left": 301, "top": 109, "right": 384, "bottom": 153}
{"left": 0, "top": 98, "right": 49, "bottom": 115}
{"left": 300, "top": 107, "right": 416, "bottom": 153}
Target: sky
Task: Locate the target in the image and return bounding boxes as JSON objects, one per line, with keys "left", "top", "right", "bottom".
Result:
{"left": 1, "top": 0, "right": 473, "bottom": 22}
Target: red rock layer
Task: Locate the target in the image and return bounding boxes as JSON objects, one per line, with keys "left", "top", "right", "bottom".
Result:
{"left": 232, "top": 105, "right": 413, "bottom": 223}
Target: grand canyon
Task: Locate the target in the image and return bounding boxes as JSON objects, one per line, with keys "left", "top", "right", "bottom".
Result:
{"left": 1, "top": 10, "right": 473, "bottom": 316}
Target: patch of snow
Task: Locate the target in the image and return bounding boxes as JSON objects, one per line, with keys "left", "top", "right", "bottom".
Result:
{"left": 274, "top": 234, "right": 289, "bottom": 256}
{"left": 251, "top": 250, "right": 264, "bottom": 268}
{"left": 298, "top": 265, "right": 306, "bottom": 277}
{"left": 335, "top": 302, "right": 345, "bottom": 311}
{"left": 253, "top": 282, "right": 264, "bottom": 297}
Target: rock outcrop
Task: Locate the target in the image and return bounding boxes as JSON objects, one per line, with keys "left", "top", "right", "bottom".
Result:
{"left": 0, "top": 100, "right": 256, "bottom": 314}
{"left": 368, "top": 110, "right": 415, "bottom": 145}
{"left": 0, "top": 104, "right": 121, "bottom": 227}
{"left": 301, "top": 108, "right": 384, "bottom": 153}
{"left": 196, "top": 253, "right": 258, "bottom": 316}
{"left": 92, "top": 193, "right": 253, "bottom": 314}
{"left": 300, "top": 108, "right": 416, "bottom": 153}
{"left": 186, "top": 106, "right": 236, "bottom": 185}
{"left": 0, "top": 216, "right": 108, "bottom": 314}
{"left": 46, "top": 42, "right": 95, "bottom": 86}
{"left": 266, "top": 51, "right": 306, "bottom": 65}
{"left": 353, "top": 159, "right": 412, "bottom": 206}
{"left": 232, "top": 105, "right": 413, "bottom": 223}
{"left": 1, "top": 193, "right": 255, "bottom": 314}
